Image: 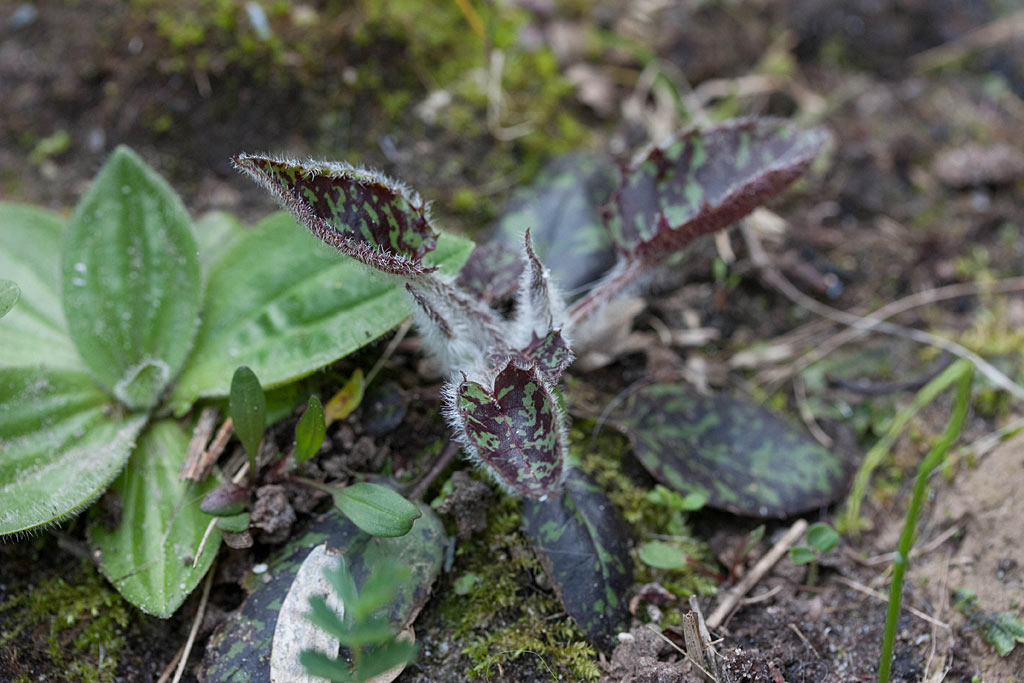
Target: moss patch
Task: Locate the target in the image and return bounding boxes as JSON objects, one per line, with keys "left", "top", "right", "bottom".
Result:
{"left": 0, "top": 558, "right": 131, "bottom": 683}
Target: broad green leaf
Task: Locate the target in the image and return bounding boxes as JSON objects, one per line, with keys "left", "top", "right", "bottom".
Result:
{"left": 332, "top": 482, "right": 421, "bottom": 537}
{"left": 522, "top": 469, "right": 632, "bottom": 650}
{"left": 62, "top": 146, "right": 201, "bottom": 409}
{"left": 0, "top": 280, "right": 19, "bottom": 319}
{"left": 230, "top": 366, "right": 266, "bottom": 461}
{"left": 294, "top": 395, "right": 326, "bottom": 464}
{"left": 605, "top": 118, "right": 830, "bottom": 263}
{"left": 0, "top": 203, "right": 82, "bottom": 369}
{"left": 201, "top": 500, "right": 444, "bottom": 682}
{"left": 453, "top": 362, "right": 567, "bottom": 499}
{"left": 637, "top": 541, "right": 690, "bottom": 570}
{"left": 234, "top": 154, "right": 439, "bottom": 275}
{"left": 216, "top": 511, "right": 251, "bottom": 533}
{"left": 0, "top": 366, "right": 147, "bottom": 536}
{"left": 169, "top": 212, "right": 472, "bottom": 415}
{"left": 89, "top": 420, "right": 221, "bottom": 617}
{"left": 806, "top": 522, "right": 839, "bottom": 553}
{"left": 192, "top": 210, "right": 247, "bottom": 274}
{"left": 607, "top": 383, "right": 850, "bottom": 518}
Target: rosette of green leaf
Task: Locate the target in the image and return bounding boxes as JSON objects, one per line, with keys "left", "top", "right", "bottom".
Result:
{"left": 88, "top": 421, "right": 220, "bottom": 617}
{"left": 0, "top": 280, "right": 18, "bottom": 319}
{"left": 229, "top": 366, "right": 266, "bottom": 479}
{"left": 0, "top": 367, "right": 148, "bottom": 535}
{"left": 607, "top": 383, "right": 849, "bottom": 517}
{"left": 167, "top": 213, "right": 472, "bottom": 413}
{"left": 522, "top": 468, "right": 632, "bottom": 650}
{"left": 62, "top": 147, "right": 201, "bottom": 410}
{"left": 232, "top": 155, "right": 439, "bottom": 276}
{"left": 294, "top": 395, "right": 327, "bottom": 465}
{"left": 202, "top": 501, "right": 445, "bottom": 682}
{"left": 447, "top": 362, "right": 568, "bottom": 499}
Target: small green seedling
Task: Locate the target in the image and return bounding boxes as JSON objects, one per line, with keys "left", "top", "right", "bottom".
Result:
{"left": 294, "top": 396, "right": 327, "bottom": 465}
{"left": 953, "top": 587, "right": 1024, "bottom": 657}
{"left": 302, "top": 556, "right": 418, "bottom": 682}
{"left": 789, "top": 521, "right": 839, "bottom": 586}
{"left": 229, "top": 366, "right": 267, "bottom": 484}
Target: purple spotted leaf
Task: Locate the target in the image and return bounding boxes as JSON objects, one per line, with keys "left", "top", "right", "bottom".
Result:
{"left": 233, "top": 155, "right": 439, "bottom": 275}
{"left": 406, "top": 279, "right": 506, "bottom": 373}
{"left": 522, "top": 468, "right": 632, "bottom": 650}
{"left": 606, "top": 383, "right": 851, "bottom": 518}
{"left": 518, "top": 329, "right": 573, "bottom": 382}
{"left": 603, "top": 118, "right": 830, "bottom": 263}
{"left": 447, "top": 362, "right": 567, "bottom": 499}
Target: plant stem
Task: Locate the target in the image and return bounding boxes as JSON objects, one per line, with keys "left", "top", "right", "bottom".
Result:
{"left": 877, "top": 359, "right": 972, "bottom": 683}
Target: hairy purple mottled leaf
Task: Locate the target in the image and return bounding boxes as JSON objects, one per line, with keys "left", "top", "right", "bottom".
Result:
{"left": 522, "top": 468, "right": 632, "bottom": 650}
{"left": 488, "top": 153, "right": 620, "bottom": 299}
{"left": 455, "top": 241, "right": 523, "bottom": 304}
{"left": 233, "top": 154, "right": 438, "bottom": 275}
{"left": 516, "top": 329, "right": 573, "bottom": 382}
{"left": 512, "top": 228, "right": 568, "bottom": 342}
{"left": 451, "top": 362, "right": 566, "bottom": 499}
{"left": 201, "top": 498, "right": 444, "bottom": 682}
{"left": 607, "top": 383, "right": 850, "bottom": 517}
{"left": 603, "top": 118, "right": 830, "bottom": 262}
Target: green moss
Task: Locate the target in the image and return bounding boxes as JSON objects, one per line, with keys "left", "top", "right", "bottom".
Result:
{"left": 0, "top": 559, "right": 131, "bottom": 683}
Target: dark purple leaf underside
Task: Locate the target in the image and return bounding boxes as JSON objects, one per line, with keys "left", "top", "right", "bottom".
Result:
{"left": 608, "top": 383, "right": 851, "bottom": 518}
{"left": 522, "top": 468, "right": 632, "bottom": 650}
{"left": 456, "top": 363, "right": 565, "bottom": 498}
{"left": 233, "top": 155, "right": 438, "bottom": 275}
{"left": 604, "top": 118, "right": 830, "bottom": 262}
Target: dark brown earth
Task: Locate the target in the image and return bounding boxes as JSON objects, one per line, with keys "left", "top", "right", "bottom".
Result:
{"left": 2, "top": 1, "right": 1024, "bottom": 681}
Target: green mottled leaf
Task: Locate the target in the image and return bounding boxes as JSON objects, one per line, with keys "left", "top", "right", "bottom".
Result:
{"left": 294, "top": 395, "right": 326, "bottom": 464}
{"left": 453, "top": 362, "right": 567, "bottom": 499}
{"left": 332, "top": 482, "right": 421, "bottom": 537}
{"left": 169, "top": 212, "right": 472, "bottom": 415}
{"left": 201, "top": 500, "right": 444, "bottom": 682}
{"left": 489, "top": 153, "right": 620, "bottom": 298}
{"left": 0, "top": 366, "right": 147, "bottom": 536}
{"left": 0, "top": 203, "right": 83, "bottom": 369}
{"left": 62, "top": 146, "right": 201, "bottom": 409}
{"left": 607, "top": 383, "right": 850, "bottom": 517}
{"left": 455, "top": 241, "right": 523, "bottom": 304}
{"left": 522, "top": 469, "right": 632, "bottom": 650}
{"left": 230, "top": 365, "right": 266, "bottom": 462}
{"left": 0, "top": 280, "right": 19, "bottom": 319}
{"left": 637, "top": 541, "right": 690, "bottom": 570}
{"left": 604, "top": 118, "right": 830, "bottom": 263}
{"left": 89, "top": 420, "right": 220, "bottom": 617}
{"left": 234, "top": 155, "right": 438, "bottom": 275}
{"left": 806, "top": 522, "right": 839, "bottom": 553}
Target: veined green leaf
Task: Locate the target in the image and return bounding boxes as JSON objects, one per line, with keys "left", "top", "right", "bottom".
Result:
{"left": 0, "top": 203, "right": 83, "bottom": 369}
{"left": 89, "top": 420, "right": 221, "bottom": 617}
{"left": 332, "top": 482, "right": 420, "bottom": 538}
{"left": 637, "top": 541, "right": 690, "bottom": 570}
{"left": 169, "top": 212, "right": 472, "bottom": 415}
{"left": 0, "top": 366, "right": 147, "bottom": 536}
{"left": 62, "top": 146, "right": 201, "bottom": 410}
{"left": 192, "top": 210, "right": 247, "bottom": 275}
{"left": 0, "top": 280, "right": 19, "bottom": 319}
